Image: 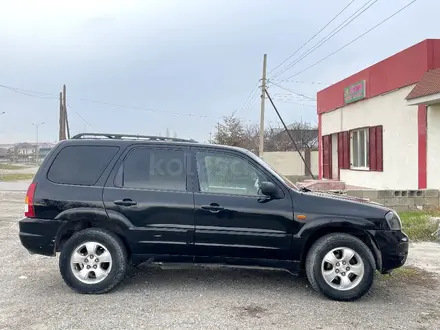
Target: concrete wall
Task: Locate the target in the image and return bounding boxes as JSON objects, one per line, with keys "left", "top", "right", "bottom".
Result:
{"left": 427, "top": 104, "right": 440, "bottom": 189}
{"left": 311, "top": 151, "right": 318, "bottom": 176}
{"left": 321, "top": 85, "right": 419, "bottom": 190}
{"left": 262, "top": 150, "right": 319, "bottom": 177}
{"left": 345, "top": 189, "right": 439, "bottom": 212}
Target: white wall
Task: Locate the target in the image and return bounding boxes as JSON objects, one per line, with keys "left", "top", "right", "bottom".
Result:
{"left": 262, "top": 151, "right": 318, "bottom": 177}
{"left": 427, "top": 104, "right": 440, "bottom": 189}
{"left": 321, "top": 85, "right": 419, "bottom": 189}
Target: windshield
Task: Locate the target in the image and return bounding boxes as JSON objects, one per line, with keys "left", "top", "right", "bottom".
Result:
{"left": 243, "top": 149, "right": 298, "bottom": 190}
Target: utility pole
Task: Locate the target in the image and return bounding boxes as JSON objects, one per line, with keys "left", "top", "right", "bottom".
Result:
{"left": 259, "top": 54, "right": 267, "bottom": 157}
{"left": 59, "top": 92, "right": 64, "bottom": 141}
{"left": 63, "top": 85, "right": 70, "bottom": 139}
{"left": 58, "top": 85, "right": 70, "bottom": 140}
{"left": 32, "top": 122, "right": 45, "bottom": 165}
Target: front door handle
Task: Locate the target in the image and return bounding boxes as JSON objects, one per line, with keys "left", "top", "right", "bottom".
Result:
{"left": 201, "top": 203, "right": 224, "bottom": 213}
{"left": 114, "top": 199, "right": 137, "bottom": 206}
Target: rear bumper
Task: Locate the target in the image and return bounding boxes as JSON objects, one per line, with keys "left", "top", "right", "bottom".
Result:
{"left": 19, "top": 218, "right": 65, "bottom": 256}
{"left": 371, "top": 230, "right": 409, "bottom": 273}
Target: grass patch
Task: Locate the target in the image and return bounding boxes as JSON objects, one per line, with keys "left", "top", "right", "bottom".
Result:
{"left": 399, "top": 211, "right": 439, "bottom": 241}
{"left": 0, "top": 164, "right": 26, "bottom": 170}
{"left": 377, "top": 266, "right": 438, "bottom": 289}
{"left": 0, "top": 173, "right": 34, "bottom": 182}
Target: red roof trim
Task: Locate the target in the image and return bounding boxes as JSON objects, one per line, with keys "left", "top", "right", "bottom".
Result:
{"left": 406, "top": 68, "right": 440, "bottom": 100}
{"left": 317, "top": 39, "right": 440, "bottom": 115}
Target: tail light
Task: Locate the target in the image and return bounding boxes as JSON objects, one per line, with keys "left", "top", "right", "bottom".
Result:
{"left": 25, "top": 182, "right": 37, "bottom": 218}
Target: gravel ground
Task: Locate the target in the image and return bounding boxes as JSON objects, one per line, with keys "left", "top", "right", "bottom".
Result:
{"left": 1, "top": 191, "right": 440, "bottom": 330}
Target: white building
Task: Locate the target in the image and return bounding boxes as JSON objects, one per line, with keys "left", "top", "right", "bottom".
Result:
{"left": 317, "top": 39, "right": 440, "bottom": 190}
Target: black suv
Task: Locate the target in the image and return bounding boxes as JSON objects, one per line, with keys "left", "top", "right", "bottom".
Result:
{"left": 19, "top": 133, "right": 408, "bottom": 301}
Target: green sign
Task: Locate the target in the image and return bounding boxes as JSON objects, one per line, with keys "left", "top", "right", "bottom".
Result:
{"left": 344, "top": 80, "right": 366, "bottom": 104}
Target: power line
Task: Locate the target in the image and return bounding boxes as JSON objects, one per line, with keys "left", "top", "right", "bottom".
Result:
{"left": 268, "top": 81, "right": 316, "bottom": 100}
{"left": 241, "top": 95, "right": 260, "bottom": 116}
{"left": 0, "top": 83, "right": 259, "bottom": 123}
{"left": 270, "top": 0, "right": 378, "bottom": 79}
{"left": 267, "top": 0, "right": 356, "bottom": 76}
{"left": 234, "top": 82, "right": 259, "bottom": 117}
{"left": 66, "top": 103, "right": 93, "bottom": 128}
{"left": 0, "top": 84, "right": 223, "bottom": 121}
{"left": 272, "top": 100, "right": 316, "bottom": 108}
{"left": 270, "top": 79, "right": 327, "bottom": 85}
{"left": 271, "top": 0, "right": 377, "bottom": 79}
{"left": 283, "top": 0, "right": 418, "bottom": 80}
{"left": 0, "top": 84, "right": 58, "bottom": 100}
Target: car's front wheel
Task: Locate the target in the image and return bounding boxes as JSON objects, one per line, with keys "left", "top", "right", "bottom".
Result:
{"left": 305, "top": 233, "right": 376, "bottom": 301}
{"left": 59, "top": 228, "right": 128, "bottom": 294}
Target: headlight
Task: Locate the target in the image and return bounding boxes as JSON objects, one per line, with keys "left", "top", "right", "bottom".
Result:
{"left": 385, "top": 211, "right": 402, "bottom": 230}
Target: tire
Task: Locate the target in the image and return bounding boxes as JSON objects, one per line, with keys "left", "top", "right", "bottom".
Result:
{"left": 59, "top": 228, "right": 128, "bottom": 294}
{"left": 305, "top": 233, "right": 375, "bottom": 301}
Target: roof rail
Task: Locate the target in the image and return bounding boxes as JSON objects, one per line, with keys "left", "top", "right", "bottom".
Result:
{"left": 71, "top": 133, "right": 198, "bottom": 143}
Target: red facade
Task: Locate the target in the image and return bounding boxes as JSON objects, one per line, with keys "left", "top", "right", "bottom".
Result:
{"left": 317, "top": 39, "right": 440, "bottom": 187}
{"left": 317, "top": 39, "right": 440, "bottom": 115}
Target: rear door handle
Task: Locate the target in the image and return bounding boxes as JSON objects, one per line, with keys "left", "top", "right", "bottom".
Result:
{"left": 114, "top": 199, "right": 137, "bottom": 206}
{"left": 201, "top": 204, "right": 224, "bottom": 213}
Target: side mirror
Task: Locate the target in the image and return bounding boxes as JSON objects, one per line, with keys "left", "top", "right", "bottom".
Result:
{"left": 260, "top": 181, "right": 280, "bottom": 199}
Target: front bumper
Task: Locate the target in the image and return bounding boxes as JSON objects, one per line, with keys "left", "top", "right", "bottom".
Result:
{"left": 19, "top": 218, "right": 65, "bottom": 256}
{"left": 371, "top": 230, "right": 409, "bottom": 273}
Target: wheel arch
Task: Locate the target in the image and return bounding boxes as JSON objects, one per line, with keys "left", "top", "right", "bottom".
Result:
{"left": 299, "top": 222, "right": 382, "bottom": 272}
{"left": 55, "top": 208, "right": 133, "bottom": 256}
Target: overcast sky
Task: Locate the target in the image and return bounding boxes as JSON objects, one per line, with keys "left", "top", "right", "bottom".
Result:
{"left": 0, "top": 0, "right": 436, "bottom": 143}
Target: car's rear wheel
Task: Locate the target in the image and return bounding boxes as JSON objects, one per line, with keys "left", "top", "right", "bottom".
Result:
{"left": 305, "top": 233, "right": 375, "bottom": 301}
{"left": 59, "top": 228, "right": 128, "bottom": 294}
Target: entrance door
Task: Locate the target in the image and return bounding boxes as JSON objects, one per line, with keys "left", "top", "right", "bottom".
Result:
{"left": 322, "top": 135, "right": 332, "bottom": 179}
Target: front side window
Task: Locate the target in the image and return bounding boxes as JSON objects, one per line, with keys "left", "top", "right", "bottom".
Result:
{"left": 122, "top": 148, "right": 186, "bottom": 191}
{"left": 351, "top": 128, "right": 369, "bottom": 169}
{"left": 196, "top": 151, "right": 268, "bottom": 196}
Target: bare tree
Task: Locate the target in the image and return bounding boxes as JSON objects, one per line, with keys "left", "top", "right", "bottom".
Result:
{"left": 271, "top": 120, "right": 318, "bottom": 150}
{"left": 209, "top": 116, "right": 251, "bottom": 148}
{"left": 210, "top": 116, "right": 318, "bottom": 152}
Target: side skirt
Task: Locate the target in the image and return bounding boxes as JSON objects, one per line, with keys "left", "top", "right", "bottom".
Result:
{"left": 130, "top": 254, "right": 301, "bottom": 275}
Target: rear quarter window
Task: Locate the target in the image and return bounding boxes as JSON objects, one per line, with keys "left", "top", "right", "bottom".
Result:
{"left": 47, "top": 145, "right": 119, "bottom": 186}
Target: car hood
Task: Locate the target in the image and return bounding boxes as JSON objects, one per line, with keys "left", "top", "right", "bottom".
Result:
{"left": 291, "top": 189, "right": 390, "bottom": 220}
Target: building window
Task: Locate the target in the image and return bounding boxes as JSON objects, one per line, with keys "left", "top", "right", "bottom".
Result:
{"left": 350, "top": 128, "right": 369, "bottom": 169}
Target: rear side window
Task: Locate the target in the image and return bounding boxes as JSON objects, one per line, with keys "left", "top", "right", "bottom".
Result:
{"left": 48, "top": 145, "right": 119, "bottom": 186}
{"left": 121, "top": 148, "right": 186, "bottom": 191}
